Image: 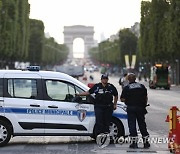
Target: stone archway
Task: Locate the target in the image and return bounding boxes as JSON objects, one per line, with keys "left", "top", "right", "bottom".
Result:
{"left": 63, "top": 25, "right": 95, "bottom": 59}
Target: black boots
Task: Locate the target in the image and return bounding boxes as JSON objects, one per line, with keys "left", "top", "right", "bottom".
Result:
{"left": 144, "top": 141, "right": 150, "bottom": 148}
{"left": 129, "top": 137, "right": 138, "bottom": 149}
{"left": 129, "top": 142, "right": 138, "bottom": 148}
{"left": 143, "top": 137, "right": 150, "bottom": 149}
{"left": 129, "top": 136, "right": 150, "bottom": 149}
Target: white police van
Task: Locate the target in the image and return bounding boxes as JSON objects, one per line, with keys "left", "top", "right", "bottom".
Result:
{"left": 0, "top": 66, "right": 128, "bottom": 146}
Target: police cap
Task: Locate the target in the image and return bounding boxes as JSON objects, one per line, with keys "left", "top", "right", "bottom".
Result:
{"left": 101, "top": 74, "right": 109, "bottom": 80}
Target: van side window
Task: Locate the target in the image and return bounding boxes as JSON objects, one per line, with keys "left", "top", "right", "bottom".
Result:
{"left": 45, "top": 80, "right": 92, "bottom": 103}
{"left": 46, "top": 80, "right": 73, "bottom": 101}
{"left": 7, "top": 79, "right": 38, "bottom": 99}
{"left": 45, "top": 80, "right": 86, "bottom": 102}
{"left": 0, "top": 79, "right": 3, "bottom": 97}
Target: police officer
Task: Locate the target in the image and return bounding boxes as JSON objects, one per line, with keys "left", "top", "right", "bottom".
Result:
{"left": 77, "top": 74, "right": 118, "bottom": 136}
{"left": 120, "top": 73, "right": 150, "bottom": 149}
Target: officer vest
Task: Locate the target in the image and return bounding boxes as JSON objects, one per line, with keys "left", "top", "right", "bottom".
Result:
{"left": 125, "top": 82, "right": 147, "bottom": 107}
{"left": 95, "top": 83, "right": 113, "bottom": 105}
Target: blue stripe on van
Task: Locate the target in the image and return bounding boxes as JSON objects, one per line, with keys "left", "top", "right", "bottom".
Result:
{"left": 0, "top": 107, "right": 127, "bottom": 119}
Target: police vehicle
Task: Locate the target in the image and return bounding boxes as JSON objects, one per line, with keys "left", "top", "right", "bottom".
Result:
{"left": 0, "top": 66, "right": 128, "bottom": 146}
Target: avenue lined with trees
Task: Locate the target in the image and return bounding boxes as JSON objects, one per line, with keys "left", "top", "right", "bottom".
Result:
{"left": 0, "top": 0, "right": 179, "bottom": 84}
{"left": 89, "top": 0, "right": 179, "bottom": 84}
{"left": 90, "top": 0, "right": 179, "bottom": 65}
{"left": 0, "top": 0, "right": 68, "bottom": 68}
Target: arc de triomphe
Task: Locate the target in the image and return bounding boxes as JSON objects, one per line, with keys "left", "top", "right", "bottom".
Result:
{"left": 63, "top": 25, "right": 95, "bottom": 59}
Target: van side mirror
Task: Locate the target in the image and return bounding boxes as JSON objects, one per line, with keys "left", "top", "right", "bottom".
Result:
{"left": 72, "top": 96, "right": 82, "bottom": 103}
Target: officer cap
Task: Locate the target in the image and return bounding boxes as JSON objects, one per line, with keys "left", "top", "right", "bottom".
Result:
{"left": 101, "top": 74, "right": 108, "bottom": 80}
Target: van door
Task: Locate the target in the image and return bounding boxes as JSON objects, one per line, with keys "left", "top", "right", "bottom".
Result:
{"left": 43, "top": 79, "right": 95, "bottom": 135}
{"left": 3, "top": 73, "right": 44, "bottom": 134}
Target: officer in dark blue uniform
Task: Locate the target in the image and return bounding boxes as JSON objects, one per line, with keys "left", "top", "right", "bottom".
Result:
{"left": 120, "top": 73, "right": 150, "bottom": 149}
{"left": 77, "top": 74, "right": 118, "bottom": 136}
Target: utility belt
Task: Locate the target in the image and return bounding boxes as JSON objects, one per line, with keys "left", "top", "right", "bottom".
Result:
{"left": 127, "top": 106, "right": 148, "bottom": 114}
{"left": 94, "top": 102, "right": 113, "bottom": 107}
{"left": 94, "top": 100, "right": 113, "bottom": 106}
{"left": 95, "top": 93, "right": 113, "bottom": 105}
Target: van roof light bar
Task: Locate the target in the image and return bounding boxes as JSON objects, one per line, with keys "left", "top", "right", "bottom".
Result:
{"left": 26, "top": 66, "right": 40, "bottom": 71}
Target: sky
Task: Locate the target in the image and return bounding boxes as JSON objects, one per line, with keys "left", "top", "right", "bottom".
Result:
{"left": 28, "top": 0, "right": 142, "bottom": 44}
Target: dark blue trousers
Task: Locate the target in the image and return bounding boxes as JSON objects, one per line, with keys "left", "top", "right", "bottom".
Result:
{"left": 127, "top": 106, "right": 149, "bottom": 137}
{"left": 94, "top": 105, "right": 113, "bottom": 136}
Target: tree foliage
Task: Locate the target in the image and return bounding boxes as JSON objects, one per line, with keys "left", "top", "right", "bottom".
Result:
{"left": 28, "top": 19, "right": 44, "bottom": 65}
{"left": 139, "top": 0, "right": 180, "bottom": 64}
{"left": 0, "top": 0, "right": 68, "bottom": 68}
{"left": 119, "top": 28, "right": 137, "bottom": 55}
{"left": 89, "top": 28, "right": 138, "bottom": 68}
{"left": 168, "top": 0, "right": 180, "bottom": 60}
{"left": 0, "top": 0, "right": 30, "bottom": 64}
{"left": 42, "top": 37, "right": 69, "bottom": 66}
{"left": 90, "top": 40, "right": 121, "bottom": 66}
{"left": 119, "top": 28, "right": 138, "bottom": 65}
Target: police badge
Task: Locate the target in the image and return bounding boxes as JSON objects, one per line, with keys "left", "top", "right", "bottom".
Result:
{"left": 77, "top": 110, "right": 87, "bottom": 122}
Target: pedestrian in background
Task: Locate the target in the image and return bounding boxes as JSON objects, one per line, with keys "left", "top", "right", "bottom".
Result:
{"left": 119, "top": 73, "right": 129, "bottom": 89}
{"left": 76, "top": 74, "right": 118, "bottom": 137}
{"left": 120, "top": 73, "right": 150, "bottom": 149}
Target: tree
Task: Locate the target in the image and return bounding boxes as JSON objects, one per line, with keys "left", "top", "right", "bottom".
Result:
{"left": 0, "top": 0, "right": 68, "bottom": 68}
{"left": 0, "top": 0, "right": 30, "bottom": 68}
{"left": 168, "top": 0, "right": 180, "bottom": 61}
{"left": 42, "top": 37, "right": 69, "bottom": 66}
{"left": 28, "top": 19, "right": 44, "bottom": 65}
{"left": 139, "top": 0, "right": 171, "bottom": 64}
{"left": 139, "top": 1, "right": 151, "bottom": 62}
{"left": 119, "top": 28, "right": 138, "bottom": 66}
{"left": 150, "top": 0, "right": 170, "bottom": 62}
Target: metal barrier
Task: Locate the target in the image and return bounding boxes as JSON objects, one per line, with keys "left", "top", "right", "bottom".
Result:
{"left": 165, "top": 106, "right": 180, "bottom": 154}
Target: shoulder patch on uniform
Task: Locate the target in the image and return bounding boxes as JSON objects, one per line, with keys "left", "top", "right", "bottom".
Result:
{"left": 129, "top": 83, "right": 141, "bottom": 89}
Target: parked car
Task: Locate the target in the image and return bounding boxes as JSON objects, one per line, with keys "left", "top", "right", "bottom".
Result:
{"left": 0, "top": 66, "right": 128, "bottom": 146}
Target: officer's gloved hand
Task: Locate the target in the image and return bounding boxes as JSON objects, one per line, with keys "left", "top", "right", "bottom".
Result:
{"left": 72, "top": 94, "right": 82, "bottom": 103}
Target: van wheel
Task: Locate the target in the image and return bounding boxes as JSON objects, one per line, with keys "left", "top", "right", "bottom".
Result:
{"left": 109, "top": 118, "right": 124, "bottom": 142}
{"left": 0, "top": 120, "right": 12, "bottom": 147}
{"left": 91, "top": 118, "right": 125, "bottom": 141}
